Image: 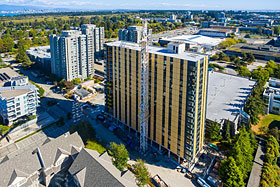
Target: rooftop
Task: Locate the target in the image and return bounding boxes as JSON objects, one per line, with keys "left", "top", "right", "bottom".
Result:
{"left": 26, "top": 46, "right": 51, "bottom": 59}
{"left": 0, "top": 132, "right": 84, "bottom": 187}
{"left": 207, "top": 71, "right": 256, "bottom": 123}
{"left": 228, "top": 43, "right": 280, "bottom": 58}
{"left": 0, "top": 68, "right": 20, "bottom": 87}
{"left": 200, "top": 28, "right": 232, "bottom": 33}
{"left": 106, "top": 41, "right": 207, "bottom": 62}
{"left": 75, "top": 88, "right": 91, "bottom": 98}
{"left": 69, "top": 148, "right": 137, "bottom": 187}
{"left": 0, "top": 89, "right": 31, "bottom": 98}
{"left": 160, "top": 34, "right": 223, "bottom": 47}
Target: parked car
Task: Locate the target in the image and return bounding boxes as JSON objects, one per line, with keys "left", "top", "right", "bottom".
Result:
{"left": 197, "top": 177, "right": 211, "bottom": 187}
{"left": 109, "top": 125, "right": 117, "bottom": 132}
{"left": 97, "top": 114, "right": 105, "bottom": 121}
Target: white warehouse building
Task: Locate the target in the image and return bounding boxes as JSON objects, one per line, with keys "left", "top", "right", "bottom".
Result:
{"left": 0, "top": 68, "right": 39, "bottom": 126}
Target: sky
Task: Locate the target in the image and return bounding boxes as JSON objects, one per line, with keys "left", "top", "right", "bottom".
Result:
{"left": 1, "top": 0, "right": 280, "bottom": 10}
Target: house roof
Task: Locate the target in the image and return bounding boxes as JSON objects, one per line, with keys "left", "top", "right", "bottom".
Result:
{"left": 0, "top": 132, "right": 84, "bottom": 187}
{"left": 8, "top": 169, "right": 29, "bottom": 186}
{"left": 69, "top": 148, "right": 137, "bottom": 187}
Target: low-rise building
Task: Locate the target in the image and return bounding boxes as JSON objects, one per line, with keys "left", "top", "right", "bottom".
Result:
{"left": 210, "top": 25, "right": 239, "bottom": 35}
{"left": 226, "top": 43, "right": 280, "bottom": 62}
{"left": 159, "top": 34, "right": 223, "bottom": 52}
{"left": 206, "top": 71, "right": 255, "bottom": 134}
{"left": 201, "top": 21, "right": 226, "bottom": 28}
{"left": 242, "top": 18, "right": 274, "bottom": 27}
{"left": 239, "top": 27, "right": 274, "bottom": 35}
{"left": 199, "top": 28, "right": 232, "bottom": 38}
{"left": 0, "top": 68, "right": 39, "bottom": 125}
{"left": 26, "top": 46, "right": 51, "bottom": 73}
{"left": 263, "top": 78, "right": 280, "bottom": 115}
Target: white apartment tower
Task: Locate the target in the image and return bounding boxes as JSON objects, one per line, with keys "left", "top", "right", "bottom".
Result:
{"left": 81, "top": 24, "right": 105, "bottom": 59}
{"left": 50, "top": 24, "right": 104, "bottom": 81}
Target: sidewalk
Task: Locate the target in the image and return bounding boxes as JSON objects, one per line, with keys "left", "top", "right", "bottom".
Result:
{"left": 247, "top": 139, "right": 265, "bottom": 187}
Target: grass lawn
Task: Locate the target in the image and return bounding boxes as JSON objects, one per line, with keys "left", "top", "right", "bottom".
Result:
{"left": 69, "top": 119, "right": 107, "bottom": 154}
{"left": 252, "top": 114, "right": 280, "bottom": 135}
{"left": 86, "top": 140, "right": 107, "bottom": 154}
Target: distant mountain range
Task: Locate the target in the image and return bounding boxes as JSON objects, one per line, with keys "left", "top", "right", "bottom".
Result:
{"left": 0, "top": 4, "right": 71, "bottom": 12}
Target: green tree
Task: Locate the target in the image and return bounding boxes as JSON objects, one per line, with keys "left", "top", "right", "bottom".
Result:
{"left": 219, "top": 157, "right": 245, "bottom": 187}
{"left": 260, "top": 163, "right": 280, "bottom": 187}
{"left": 224, "top": 121, "right": 231, "bottom": 141}
{"left": 38, "top": 87, "right": 45, "bottom": 97}
{"left": 241, "top": 52, "right": 247, "bottom": 61}
{"left": 208, "top": 122, "right": 222, "bottom": 141}
{"left": 268, "top": 127, "right": 280, "bottom": 142}
{"left": 110, "top": 142, "right": 129, "bottom": 171}
{"left": 265, "top": 135, "right": 279, "bottom": 165}
{"left": 247, "top": 52, "right": 255, "bottom": 64}
{"left": 72, "top": 78, "right": 82, "bottom": 85}
{"left": 251, "top": 68, "right": 269, "bottom": 84}
{"left": 2, "top": 37, "right": 14, "bottom": 52}
{"left": 134, "top": 159, "right": 151, "bottom": 186}
{"left": 16, "top": 46, "right": 32, "bottom": 69}
{"left": 16, "top": 46, "right": 26, "bottom": 63}
{"left": 230, "top": 126, "right": 255, "bottom": 178}
{"left": 238, "top": 66, "right": 251, "bottom": 77}
{"left": 59, "top": 79, "right": 66, "bottom": 88}
{"left": 17, "top": 38, "right": 31, "bottom": 50}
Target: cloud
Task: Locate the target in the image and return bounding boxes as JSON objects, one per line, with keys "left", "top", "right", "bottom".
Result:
{"left": 2, "top": 0, "right": 109, "bottom": 8}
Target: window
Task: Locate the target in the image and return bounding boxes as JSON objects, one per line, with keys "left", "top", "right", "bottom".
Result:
{"left": 272, "top": 107, "right": 280, "bottom": 112}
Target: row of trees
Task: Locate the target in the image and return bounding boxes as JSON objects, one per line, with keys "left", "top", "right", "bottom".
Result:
{"left": 244, "top": 60, "right": 280, "bottom": 125}
{"left": 219, "top": 126, "right": 257, "bottom": 187}
{"left": 218, "top": 38, "right": 247, "bottom": 49}
{"left": 260, "top": 135, "right": 280, "bottom": 187}
{"left": 109, "top": 142, "right": 151, "bottom": 186}
{"left": 0, "top": 13, "right": 187, "bottom": 40}
{"left": 244, "top": 82, "right": 265, "bottom": 125}
{"left": 211, "top": 51, "right": 255, "bottom": 65}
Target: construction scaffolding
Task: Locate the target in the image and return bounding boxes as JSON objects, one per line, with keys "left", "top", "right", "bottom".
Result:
{"left": 139, "top": 20, "right": 149, "bottom": 153}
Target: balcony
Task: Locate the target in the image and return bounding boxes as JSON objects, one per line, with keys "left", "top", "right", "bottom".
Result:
{"left": 7, "top": 102, "right": 15, "bottom": 107}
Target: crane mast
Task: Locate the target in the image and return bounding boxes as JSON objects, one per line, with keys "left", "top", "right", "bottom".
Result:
{"left": 139, "top": 20, "right": 149, "bottom": 153}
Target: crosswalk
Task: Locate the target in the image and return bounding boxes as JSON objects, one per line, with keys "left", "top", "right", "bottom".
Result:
{"left": 71, "top": 101, "right": 84, "bottom": 123}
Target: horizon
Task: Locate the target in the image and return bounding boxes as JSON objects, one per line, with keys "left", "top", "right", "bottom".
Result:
{"left": 1, "top": 0, "right": 280, "bottom": 11}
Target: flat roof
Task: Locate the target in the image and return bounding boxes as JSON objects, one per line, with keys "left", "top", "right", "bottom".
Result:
{"left": 106, "top": 41, "right": 207, "bottom": 62}
{"left": 0, "top": 68, "right": 20, "bottom": 87}
{"left": 0, "top": 89, "right": 31, "bottom": 98}
{"left": 160, "top": 34, "right": 223, "bottom": 47}
{"left": 207, "top": 71, "right": 256, "bottom": 123}
{"left": 228, "top": 43, "right": 280, "bottom": 58}
{"left": 26, "top": 46, "right": 51, "bottom": 59}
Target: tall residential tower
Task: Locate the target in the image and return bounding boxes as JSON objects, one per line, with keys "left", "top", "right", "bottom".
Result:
{"left": 50, "top": 24, "right": 104, "bottom": 81}
{"left": 105, "top": 41, "right": 209, "bottom": 165}
{"left": 118, "top": 26, "right": 152, "bottom": 44}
